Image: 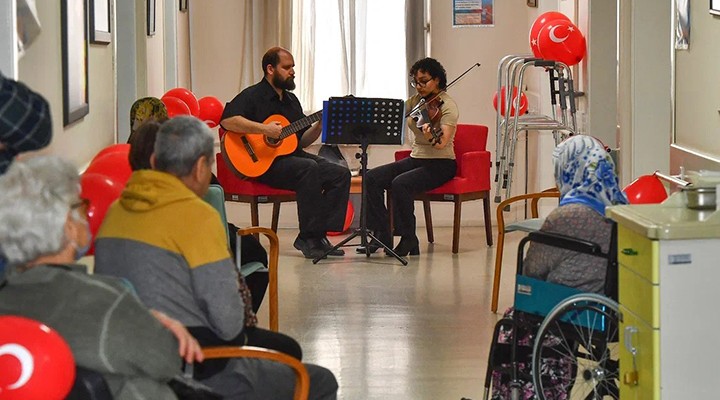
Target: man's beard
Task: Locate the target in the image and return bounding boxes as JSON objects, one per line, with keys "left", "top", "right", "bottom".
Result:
{"left": 273, "top": 75, "right": 296, "bottom": 91}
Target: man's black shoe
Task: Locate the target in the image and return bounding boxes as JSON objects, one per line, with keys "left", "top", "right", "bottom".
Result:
{"left": 293, "top": 236, "right": 327, "bottom": 259}
{"left": 320, "top": 237, "right": 345, "bottom": 256}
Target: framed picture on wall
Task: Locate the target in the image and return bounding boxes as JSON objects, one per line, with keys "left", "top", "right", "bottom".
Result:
{"left": 711, "top": 0, "right": 720, "bottom": 15}
{"left": 89, "top": 0, "right": 111, "bottom": 44}
{"left": 147, "top": 0, "right": 156, "bottom": 36}
{"left": 61, "top": 0, "right": 89, "bottom": 126}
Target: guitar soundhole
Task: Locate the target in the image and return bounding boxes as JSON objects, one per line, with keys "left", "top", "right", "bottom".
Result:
{"left": 265, "top": 137, "right": 281, "bottom": 147}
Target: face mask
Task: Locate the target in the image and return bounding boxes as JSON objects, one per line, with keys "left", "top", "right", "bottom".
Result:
{"left": 0, "top": 256, "right": 6, "bottom": 280}
{"left": 73, "top": 219, "right": 92, "bottom": 260}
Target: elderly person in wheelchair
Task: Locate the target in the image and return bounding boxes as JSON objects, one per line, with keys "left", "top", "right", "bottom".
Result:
{"left": 524, "top": 135, "right": 628, "bottom": 293}
{"left": 0, "top": 155, "right": 204, "bottom": 399}
{"left": 486, "top": 135, "right": 628, "bottom": 400}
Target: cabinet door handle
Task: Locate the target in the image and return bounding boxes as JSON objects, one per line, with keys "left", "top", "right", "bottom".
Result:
{"left": 621, "top": 248, "right": 638, "bottom": 256}
{"left": 623, "top": 326, "right": 639, "bottom": 386}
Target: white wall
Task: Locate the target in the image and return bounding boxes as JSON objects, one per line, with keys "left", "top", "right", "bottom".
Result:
{"left": 17, "top": 1, "right": 116, "bottom": 168}
{"left": 672, "top": 0, "right": 720, "bottom": 172}
{"left": 146, "top": 0, "right": 166, "bottom": 97}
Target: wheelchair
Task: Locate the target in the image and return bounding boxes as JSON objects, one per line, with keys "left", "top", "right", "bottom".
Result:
{"left": 483, "top": 224, "right": 620, "bottom": 400}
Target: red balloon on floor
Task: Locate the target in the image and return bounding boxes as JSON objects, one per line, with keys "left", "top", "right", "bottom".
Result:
{"left": 327, "top": 201, "right": 355, "bottom": 236}
{"left": 0, "top": 316, "right": 75, "bottom": 400}
{"left": 163, "top": 88, "right": 200, "bottom": 117}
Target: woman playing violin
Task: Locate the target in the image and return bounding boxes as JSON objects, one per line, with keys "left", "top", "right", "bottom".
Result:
{"left": 360, "top": 57, "right": 459, "bottom": 257}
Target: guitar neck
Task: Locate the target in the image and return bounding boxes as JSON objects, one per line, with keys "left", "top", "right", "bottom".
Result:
{"left": 279, "top": 111, "right": 323, "bottom": 139}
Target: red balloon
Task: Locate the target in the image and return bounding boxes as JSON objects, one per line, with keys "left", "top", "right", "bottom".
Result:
{"left": 623, "top": 174, "right": 668, "bottom": 204}
{"left": 80, "top": 173, "right": 124, "bottom": 254}
{"left": 90, "top": 144, "right": 130, "bottom": 165}
{"left": 198, "top": 96, "right": 224, "bottom": 128}
{"left": 0, "top": 316, "right": 75, "bottom": 400}
{"left": 529, "top": 11, "right": 570, "bottom": 58}
{"left": 493, "top": 86, "right": 528, "bottom": 117}
{"left": 85, "top": 152, "right": 132, "bottom": 187}
{"left": 161, "top": 96, "right": 192, "bottom": 118}
{"left": 537, "top": 19, "right": 587, "bottom": 66}
{"left": 163, "top": 88, "right": 200, "bottom": 117}
{"left": 327, "top": 201, "right": 355, "bottom": 236}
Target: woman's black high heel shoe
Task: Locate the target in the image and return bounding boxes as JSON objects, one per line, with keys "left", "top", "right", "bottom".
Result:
{"left": 390, "top": 235, "right": 420, "bottom": 257}
{"left": 356, "top": 230, "right": 391, "bottom": 254}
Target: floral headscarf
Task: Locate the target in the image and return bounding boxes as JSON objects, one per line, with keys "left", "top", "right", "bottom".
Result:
{"left": 553, "top": 135, "right": 628, "bottom": 215}
{"left": 128, "top": 97, "right": 167, "bottom": 141}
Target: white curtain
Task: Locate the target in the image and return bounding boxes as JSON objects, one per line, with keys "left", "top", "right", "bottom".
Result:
{"left": 291, "top": 0, "right": 315, "bottom": 109}
{"left": 337, "top": 0, "right": 368, "bottom": 96}
{"left": 293, "top": 0, "right": 407, "bottom": 111}
{"left": 238, "top": 0, "right": 293, "bottom": 91}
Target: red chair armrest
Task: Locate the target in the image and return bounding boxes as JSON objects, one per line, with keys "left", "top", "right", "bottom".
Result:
{"left": 395, "top": 150, "right": 411, "bottom": 162}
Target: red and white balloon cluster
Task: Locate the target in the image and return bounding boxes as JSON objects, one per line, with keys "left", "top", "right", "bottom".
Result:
{"left": 529, "top": 11, "right": 586, "bottom": 67}
{"left": 160, "top": 88, "right": 225, "bottom": 128}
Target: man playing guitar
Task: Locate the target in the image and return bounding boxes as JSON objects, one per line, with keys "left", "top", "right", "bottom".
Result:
{"left": 220, "top": 46, "right": 350, "bottom": 259}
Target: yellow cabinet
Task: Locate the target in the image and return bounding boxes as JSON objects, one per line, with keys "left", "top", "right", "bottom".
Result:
{"left": 617, "top": 224, "right": 659, "bottom": 284}
{"left": 609, "top": 202, "right": 720, "bottom": 399}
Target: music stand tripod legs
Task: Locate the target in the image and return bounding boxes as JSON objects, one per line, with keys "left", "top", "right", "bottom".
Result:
{"left": 312, "top": 137, "right": 408, "bottom": 266}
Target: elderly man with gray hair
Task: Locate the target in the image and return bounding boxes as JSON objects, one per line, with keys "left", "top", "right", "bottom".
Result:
{"left": 0, "top": 155, "right": 204, "bottom": 399}
{"left": 95, "top": 116, "right": 338, "bottom": 400}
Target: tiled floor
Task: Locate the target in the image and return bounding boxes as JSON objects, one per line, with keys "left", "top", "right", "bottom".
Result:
{"left": 253, "top": 227, "right": 523, "bottom": 400}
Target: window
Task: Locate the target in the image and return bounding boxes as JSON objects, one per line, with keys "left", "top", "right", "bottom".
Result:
{"left": 292, "top": 0, "right": 408, "bottom": 111}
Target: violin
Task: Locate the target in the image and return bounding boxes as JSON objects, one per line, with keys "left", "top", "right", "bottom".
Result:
{"left": 411, "top": 96, "right": 445, "bottom": 145}
{"left": 405, "top": 62, "right": 481, "bottom": 147}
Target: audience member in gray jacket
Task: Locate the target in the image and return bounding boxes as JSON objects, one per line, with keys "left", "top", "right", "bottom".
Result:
{"left": 0, "top": 155, "right": 204, "bottom": 400}
{"left": 95, "top": 116, "right": 338, "bottom": 400}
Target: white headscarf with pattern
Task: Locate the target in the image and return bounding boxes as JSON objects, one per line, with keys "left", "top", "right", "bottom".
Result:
{"left": 553, "top": 135, "right": 628, "bottom": 215}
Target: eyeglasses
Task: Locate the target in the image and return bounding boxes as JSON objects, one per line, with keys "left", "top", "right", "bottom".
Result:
{"left": 71, "top": 198, "right": 91, "bottom": 217}
{"left": 410, "top": 78, "right": 434, "bottom": 88}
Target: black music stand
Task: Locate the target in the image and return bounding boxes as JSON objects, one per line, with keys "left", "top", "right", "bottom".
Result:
{"left": 313, "top": 97, "right": 407, "bottom": 265}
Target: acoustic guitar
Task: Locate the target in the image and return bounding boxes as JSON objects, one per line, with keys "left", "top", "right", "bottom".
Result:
{"left": 221, "top": 111, "right": 323, "bottom": 178}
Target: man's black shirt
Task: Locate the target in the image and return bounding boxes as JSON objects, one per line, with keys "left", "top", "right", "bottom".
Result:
{"left": 220, "top": 78, "right": 310, "bottom": 142}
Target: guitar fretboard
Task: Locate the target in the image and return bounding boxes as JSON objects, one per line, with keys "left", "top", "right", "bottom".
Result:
{"left": 279, "top": 111, "right": 323, "bottom": 139}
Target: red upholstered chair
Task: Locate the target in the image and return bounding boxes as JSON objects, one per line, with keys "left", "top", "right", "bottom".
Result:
{"left": 392, "top": 124, "right": 493, "bottom": 253}
{"left": 216, "top": 128, "right": 296, "bottom": 232}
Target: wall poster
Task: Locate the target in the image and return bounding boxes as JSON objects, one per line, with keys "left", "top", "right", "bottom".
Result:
{"left": 453, "top": 0, "right": 494, "bottom": 27}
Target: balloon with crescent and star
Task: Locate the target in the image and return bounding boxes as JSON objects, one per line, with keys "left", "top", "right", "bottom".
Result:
{"left": 537, "top": 19, "right": 587, "bottom": 67}
{"left": 529, "top": 11, "right": 570, "bottom": 58}
{"left": 0, "top": 316, "right": 75, "bottom": 400}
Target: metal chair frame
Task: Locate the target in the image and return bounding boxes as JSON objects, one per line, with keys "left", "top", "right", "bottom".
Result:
{"left": 494, "top": 56, "right": 579, "bottom": 203}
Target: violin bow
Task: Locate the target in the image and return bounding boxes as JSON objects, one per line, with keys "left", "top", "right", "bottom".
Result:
{"left": 405, "top": 62, "right": 481, "bottom": 118}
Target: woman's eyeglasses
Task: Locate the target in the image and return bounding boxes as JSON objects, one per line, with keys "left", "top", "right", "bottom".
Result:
{"left": 71, "top": 198, "right": 91, "bottom": 216}
{"left": 410, "top": 78, "right": 433, "bottom": 88}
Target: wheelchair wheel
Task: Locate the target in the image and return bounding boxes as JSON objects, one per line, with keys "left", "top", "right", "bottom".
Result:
{"left": 531, "top": 293, "right": 620, "bottom": 400}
